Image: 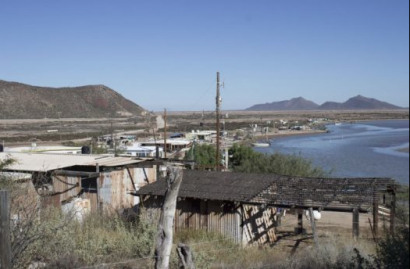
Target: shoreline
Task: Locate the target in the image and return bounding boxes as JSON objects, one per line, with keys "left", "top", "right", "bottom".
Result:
{"left": 254, "top": 130, "right": 328, "bottom": 140}
{"left": 397, "top": 147, "right": 409, "bottom": 154}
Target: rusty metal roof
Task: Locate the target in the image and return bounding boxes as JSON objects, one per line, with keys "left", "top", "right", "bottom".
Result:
{"left": 136, "top": 170, "right": 396, "bottom": 209}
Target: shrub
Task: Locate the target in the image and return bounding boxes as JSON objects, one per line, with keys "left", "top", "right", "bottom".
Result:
{"left": 229, "top": 144, "right": 329, "bottom": 177}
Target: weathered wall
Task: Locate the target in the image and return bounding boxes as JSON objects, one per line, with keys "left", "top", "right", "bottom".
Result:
{"left": 99, "top": 166, "right": 156, "bottom": 211}
{"left": 242, "top": 205, "right": 278, "bottom": 246}
{"left": 142, "top": 197, "right": 279, "bottom": 246}
{"left": 38, "top": 165, "right": 157, "bottom": 212}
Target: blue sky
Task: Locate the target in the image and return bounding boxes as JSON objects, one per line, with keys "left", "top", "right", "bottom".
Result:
{"left": 0, "top": 0, "right": 409, "bottom": 111}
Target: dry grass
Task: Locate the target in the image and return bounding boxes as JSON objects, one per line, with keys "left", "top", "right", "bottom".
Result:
{"left": 170, "top": 229, "right": 376, "bottom": 269}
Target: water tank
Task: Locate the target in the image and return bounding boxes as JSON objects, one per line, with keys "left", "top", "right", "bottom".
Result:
{"left": 81, "top": 146, "right": 91, "bottom": 155}
{"left": 0, "top": 144, "right": 3, "bottom": 153}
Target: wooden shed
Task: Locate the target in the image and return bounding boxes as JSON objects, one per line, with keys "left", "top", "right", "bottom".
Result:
{"left": 136, "top": 170, "right": 397, "bottom": 246}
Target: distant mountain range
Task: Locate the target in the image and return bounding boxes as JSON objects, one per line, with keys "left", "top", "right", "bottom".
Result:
{"left": 0, "top": 79, "right": 146, "bottom": 119}
{"left": 246, "top": 95, "right": 404, "bottom": 111}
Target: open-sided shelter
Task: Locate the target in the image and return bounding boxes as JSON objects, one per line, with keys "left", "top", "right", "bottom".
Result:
{"left": 136, "top": 170, "right": 397, "bottom": 246}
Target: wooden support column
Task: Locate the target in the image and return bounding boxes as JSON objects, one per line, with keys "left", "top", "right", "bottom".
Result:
{"left": 353, "top": 208, "right": 360, "bottom": 240}
{"left": 0, "top": 190, "right": 12, "bottom": 269}
{"left": 390, "top": 192, "right": 396, "bottom": 235}
{"left": 308, "top": 208, "right": 319, "bottom": 245}
{"left": 373, "top": 191, "right": 379, "bottom": 238}
{"left": 296, "top": 209, "right": 304, "bottom": 235}
{"left": 96, "top": 164, "right": 102, "bottom": 213}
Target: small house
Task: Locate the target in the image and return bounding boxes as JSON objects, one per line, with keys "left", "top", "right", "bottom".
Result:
{"left": 0, "top": 152, "right": 158, "bottom": 213}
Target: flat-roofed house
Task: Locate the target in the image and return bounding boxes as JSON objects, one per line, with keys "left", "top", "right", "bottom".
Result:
{"left": 0, "top": 152, "right": 158, "bottom": 212}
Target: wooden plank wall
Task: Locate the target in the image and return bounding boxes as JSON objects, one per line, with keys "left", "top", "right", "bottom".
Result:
{"left": 242, "top": 205, "right": 278, "bottom": 246}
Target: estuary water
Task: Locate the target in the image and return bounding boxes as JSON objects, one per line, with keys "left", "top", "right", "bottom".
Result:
{"left": 256, "top": 120, "right": 409, "bottom": 185}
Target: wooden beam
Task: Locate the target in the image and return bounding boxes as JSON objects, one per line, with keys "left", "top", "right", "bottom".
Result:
{"left": 390, "top": 192, "right": 396, "bottom": 235}
{"left": 373, "top": 191, "right": 379, "bottom": 238}
{"left": 0, "top": 190, "right": 12, "bottom": 269}
{"left": 296, "top": 209, "right": 304, "bottom": 235}
{"left": 53, "top": 170, "right": 99, "bottom": 178}
{"left": 308, "top": 208, "right": 319, "bottom": 245}
{"left": 155, "top": 167, "right": 184, "bottom": 269}
{"left": 353, "top": 208, "right": 360, "bottom": 240}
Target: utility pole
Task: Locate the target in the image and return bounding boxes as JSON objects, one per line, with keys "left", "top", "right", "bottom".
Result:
{"left": 216, "top": 72, "right": 221, "bottom": 171}
{"left": 164, "top": 108, "right": 168, "bottom": 159}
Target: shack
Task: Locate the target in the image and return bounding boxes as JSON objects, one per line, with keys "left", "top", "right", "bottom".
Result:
{"left": 0, "top": 152, "right": 158, "bottom": 213}
{"left": 136, "top": 170, "right": 396, "bottom": 246}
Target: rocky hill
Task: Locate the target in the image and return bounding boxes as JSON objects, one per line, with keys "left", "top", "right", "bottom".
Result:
{"left": 318, "top": 95, "right": 402, "bottom": 110}
{"left": 247, "top": 95, "right": 403, "bottom": 111}
{"left": 246, "top": 97, "right": 320, "bottom": 111}
{"left": 0, "top": 80, "right": 146, "bottom": 119}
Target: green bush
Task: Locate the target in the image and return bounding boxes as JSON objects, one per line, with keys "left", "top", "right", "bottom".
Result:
{"left": 186, "top": 144, "right": 217, "bottom": 168}
{"left": 229, "top": 144, "right": 329, "bottom": 177}
{"left": 374, "top": 225, "right": 409, "bottom": 269}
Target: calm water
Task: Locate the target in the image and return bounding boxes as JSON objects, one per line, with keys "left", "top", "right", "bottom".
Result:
{"left": 256, "top": 120, "right": 410, "bottom": 185}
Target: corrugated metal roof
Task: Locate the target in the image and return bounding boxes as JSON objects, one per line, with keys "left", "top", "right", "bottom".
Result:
{"left": 85, "top": 156, "right": 146, "bottom": 167}
{"left": 0, "top": 152, "right": 147, "bottom": 172}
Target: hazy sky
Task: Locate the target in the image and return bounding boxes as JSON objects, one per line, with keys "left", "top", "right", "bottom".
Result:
{"left": 0, "top": 0, "right": 409, "bottom": 111}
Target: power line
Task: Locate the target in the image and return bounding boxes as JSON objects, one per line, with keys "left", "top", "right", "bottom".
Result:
{"left": 186, "top": 78, "right": 216, "bottom": 111}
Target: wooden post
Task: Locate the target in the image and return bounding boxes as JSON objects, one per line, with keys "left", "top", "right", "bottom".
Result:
{"left": 164, "top": 109, "right": 167, "bottom": 159}
{"left": 0, "top": 190, "right": 12, "bottom": 269}
{"left": 177, "top": 244, "right": 196, "bottom": 269}
{"left": 96, "top": 164, "right": 102, "bottom": 213}
{"left": 373, "top": 191, "right": 379, "bottom": 238}
{"left": 296, "top": 209, "right": 304, "bottom": 235}
{"left": 155, "top": 167, "right": 184, "bottom": 269}
{"left": 216, "top": 72, "right": 221, "bottom": 171}
{"left": 390, "top": 192, "right": 396, "bottom": 235}
{"left": 353, "top": 208, "right": 360, "bottom": 240}
{"left": 308, "top": 208, "right": 319, "bottom": 245}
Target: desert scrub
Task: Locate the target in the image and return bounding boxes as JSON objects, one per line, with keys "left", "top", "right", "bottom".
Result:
{"left": 24, "top": 209, "right": 157, "bottom": 268}
{"left": 171, "top": 231, "right": 378, "bottom": 269}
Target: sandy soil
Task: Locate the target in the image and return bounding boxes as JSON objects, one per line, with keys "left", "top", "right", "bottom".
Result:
{"left": 275, "top": 210, "right": 388, "bottom": 247}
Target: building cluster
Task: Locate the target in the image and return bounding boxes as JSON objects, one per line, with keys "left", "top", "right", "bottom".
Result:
{"left": 0, "top": 147, "right": 396, "bottom": 246}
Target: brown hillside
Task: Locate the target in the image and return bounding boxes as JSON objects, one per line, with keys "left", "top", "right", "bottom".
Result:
{"left": 0, "top": 80, "right": 146, "bottom": 119}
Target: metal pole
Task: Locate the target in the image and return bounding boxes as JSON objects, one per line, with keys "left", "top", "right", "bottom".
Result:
{"left": 216, "top": 72, "right": 221, "bottom": 171}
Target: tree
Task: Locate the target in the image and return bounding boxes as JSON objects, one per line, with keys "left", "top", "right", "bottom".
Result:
{"left": 186, "top": 144, "right": 217, "bottom": 169}
{"left": 228, "top": 144, "right": 328, "bottom": 177}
